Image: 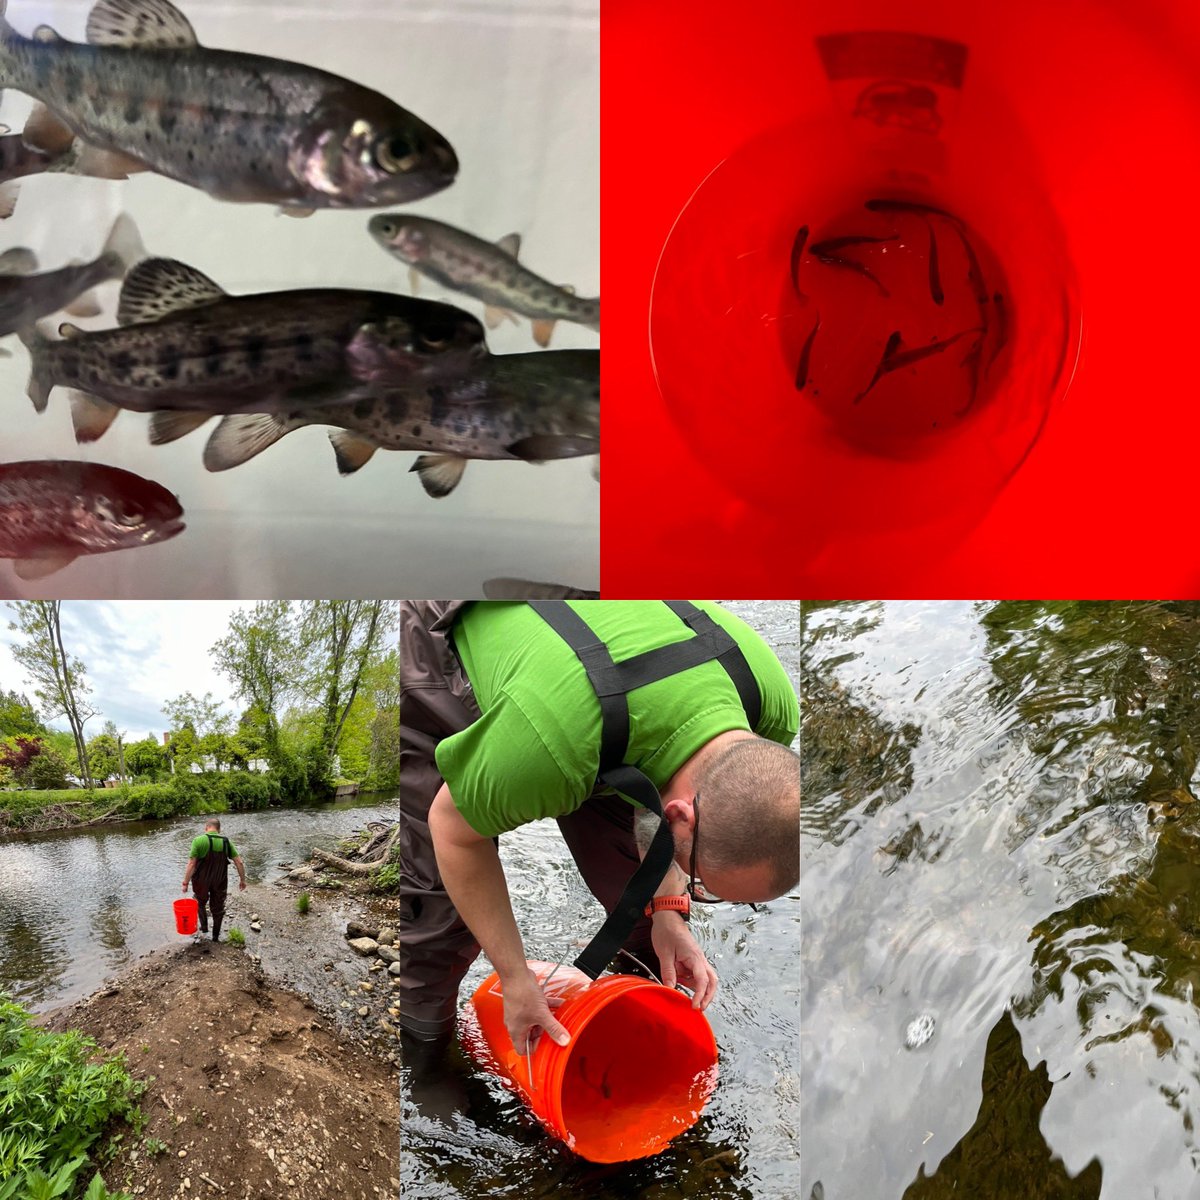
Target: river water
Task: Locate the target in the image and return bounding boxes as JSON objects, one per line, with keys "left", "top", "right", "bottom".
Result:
{"left": 401, "top": 600, "right": 800, "bottom": 1200}
{"left": 0, "top": 793, "right": 396, "bottom": 1013}
{"left": 802, "top": 601, "right": 1200, "bottom": 1200}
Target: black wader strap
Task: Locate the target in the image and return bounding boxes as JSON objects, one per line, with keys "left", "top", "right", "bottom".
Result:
{"left": 527, "top": 601, "right": 762, "bottom": 980}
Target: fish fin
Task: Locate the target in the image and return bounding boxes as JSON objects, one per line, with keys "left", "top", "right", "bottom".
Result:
{"left": 0, "top": 182, "right": 19, "bottom": 220}
{"left": 483, "top": 578, "right": 600, "bottom": 600}
{"left": 410, "top": 453, "right": 467, "bottom": 498}
{"left": 14, "top": 554, "right": 78, "bottom": 582}
{"left": 17, "top": 326, "right": 53, "bottom": 413}
{"left": 100, "top": 212, "right": 146, "bottom": 274}
{"left": 0, "top": 246, "right": 37, "bottom": 274}
{"left": 32, "top": 25, "right": 63, "bottom": 44}
{"left": 496, "top": 233, "right": 521, "bottom": 259}
{"left": 148, "top": 410, "right": 211, "bottom": 445}
{"left": 69, "top": 390, "right": 121, "bottom": 442}
{"left": 74, "top": 143, "right": 146, "bottom": 180}
{"left": 483, "top": 305, "right": 514, "bottom": 330}
{"left": 278, "top": 206, "right": 316, "bottom": 218}
{"left": 203, "top": 413, "right": 293, "bottom": 472}
{"left": 507, "top": 434, "right": 599, "bottom": 461}
{"left": 561, "top": 284, "right": 576, "bottom": 296}
{"left": 118, "top": 257, "right": 226, "bottom": 325}
{"left": 23, "top": 103, "right": 75, "bottom": 155}
{"left": 408, "top": 267, "right": 421, "bottom": 295}
{"left": 531, "top": 318, "right": 556, "bottom": 348}
{"left": 64, "top": 292, "right": 103, "bottom": 318}
{"left": 329, "top": 430, "right": 379, "bottom": 476}
{"left": 85, "top": 0, "right": 199, "bottom": 49}
{"left": 58, "top": 322, "right": 84, "bottom": 338}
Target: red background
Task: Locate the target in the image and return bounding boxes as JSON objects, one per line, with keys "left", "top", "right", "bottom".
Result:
{"left": 602, "top": 0, "right": 1200, "bottom": 598}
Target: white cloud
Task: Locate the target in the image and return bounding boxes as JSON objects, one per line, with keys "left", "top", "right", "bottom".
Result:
{"left": 0, "top": 602, "right": 251, "bottom": 741}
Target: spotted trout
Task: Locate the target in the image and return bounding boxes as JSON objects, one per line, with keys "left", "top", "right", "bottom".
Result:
{"left": 0, "top": 459, "right": 184, "bottom": 580}
{"left": 19, "top": 254, "right": 488, "bottom": 440}
{"left": 0, "top": 211, "right": 143, "bottom": 336}
{"left": 0, "top": 0, "right": 458, "bottom": 210}
{"left": 369, "top": 214, "right": 600, "bottom": 347}
{"left": 147, "top": 348, "right": 601, "bottom": 498}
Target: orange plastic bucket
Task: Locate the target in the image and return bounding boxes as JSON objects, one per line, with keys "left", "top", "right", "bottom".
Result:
{"left": 461, "top": 960, "right": 718, "bottom": 1162}
{"left": 173, "top": 897, "right": 198, "bottom": 936}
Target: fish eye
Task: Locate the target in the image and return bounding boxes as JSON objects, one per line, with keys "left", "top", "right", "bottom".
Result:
{"left": 418, "top": 330, "right": 452, "bottom": 351}
{"left": 374, "top": 134, "right": 421, "bottom": 174}
{"left": 95, "top": 498, "right": 145, "bottom": 527}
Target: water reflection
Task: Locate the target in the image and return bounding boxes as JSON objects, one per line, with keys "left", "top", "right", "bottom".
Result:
{"left": 802, "top": 601, "right": 1200, "bottom": 1200}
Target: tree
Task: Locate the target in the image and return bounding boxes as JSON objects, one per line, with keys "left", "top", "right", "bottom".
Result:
{"left": 162, "top": 692, "right": 231, "bottom": 739}
{"left": 0, "top": 689, "right": 47, "bottom": 740}
{"left": 125, "top": 736, "right": 166, "bottom": 781}
{"left": 6, "top": 602, "right": 95, "bottom": 786}
{"left": 211, "top": 603, "right": 296, "bottom": 766}
{"left": 26, "top": 745, "right": 69, "bottom": 790}
{"left": 85, "top": 733, "right": 122, "bottom": 782}
{"left": 295, "top": 601, "right": 396, "bottom": 781}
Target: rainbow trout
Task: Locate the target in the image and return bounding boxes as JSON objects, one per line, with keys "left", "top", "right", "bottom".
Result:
{"left": 0, "top": 459, "right": 183, "bottom": 581}
{"left": 0, "top": 0, "right": 457, "bottom": 210}
{"left": 369, "top": 214, "right": 600, "bottom": 347}
{"left": 0, "top": 211, "right": 143, "bottom": 336}
{"left": 19, "top": 255, "right": 488, "bottom": 441}
{"left": 147, "top": 348, "right": 601, "bottom": 498}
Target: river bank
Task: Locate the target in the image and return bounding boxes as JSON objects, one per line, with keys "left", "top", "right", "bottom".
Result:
{"left": 40, "top": 943, "right": 400, "bottom": 1199}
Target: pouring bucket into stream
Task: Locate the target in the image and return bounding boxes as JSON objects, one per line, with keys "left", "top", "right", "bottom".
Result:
{"left": 460, "top": 960, "right": 719, "bottom": 1162}
{"left": 173, "top": 897, "right": 198, "bottom": 936}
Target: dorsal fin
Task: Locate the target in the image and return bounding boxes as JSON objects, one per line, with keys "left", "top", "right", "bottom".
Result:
{"left": 85, "top": 0, "right": 199, "bottom": 49}
{"left": 117, "top": 257, "right": 225, "bottom": 325}
{"left": 496, "top": 233, "right": 521, "bottom": 259}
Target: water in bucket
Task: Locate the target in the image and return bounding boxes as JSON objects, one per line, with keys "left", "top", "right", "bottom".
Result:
{"left": 461, "top": 960, "right": 719, "bottom": 1163}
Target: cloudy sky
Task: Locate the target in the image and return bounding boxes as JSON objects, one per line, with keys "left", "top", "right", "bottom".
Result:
{"left": 0, "top": 603, "right": 250, "bottom": 741}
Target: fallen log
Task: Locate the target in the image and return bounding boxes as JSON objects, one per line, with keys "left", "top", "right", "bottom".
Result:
{"left": 312, "top": 824, "right": 399, "bottom": 875}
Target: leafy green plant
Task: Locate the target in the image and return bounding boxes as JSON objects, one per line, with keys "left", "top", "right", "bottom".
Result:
{"left": 227, "top": 928, "right": 246, "bottom": 947}
{"left": 141, "top": 1137, "right": 167, "bottom": 1158}
{"left": 295, "top": 892, "right": 310, "bottom": 914}
{"left": 0, "top": 998, "right": 142, "bottom": 1200}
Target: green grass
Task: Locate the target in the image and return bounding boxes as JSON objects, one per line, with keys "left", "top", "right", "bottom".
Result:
{"left": 295, "top": 892, "right": 310, "bottom": 914}
{"left": 0, "top": 997, "right": 142, "bottom": 1200}
{"left": 226, "top": 928, "right": 246, "bottom": 948}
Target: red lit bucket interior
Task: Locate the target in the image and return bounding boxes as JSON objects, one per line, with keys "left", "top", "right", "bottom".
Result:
{"left": 557, "top": 987, "right": 717, "bottom": 1162}
{"left": 174, "top": 898, "right": 198, "bottom": 935}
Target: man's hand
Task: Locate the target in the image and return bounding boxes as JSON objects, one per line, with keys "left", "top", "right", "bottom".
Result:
{"left": 181, "top": 882, "right": 188, "bottom": 894}
{"left": 238, "top": 879, "right": 247, "bottom": 891}
{"left": 650, "top": 914, "right": 719, "bottom": 1010}
{"left": 502, "top": 968, "right": 570, "bottom": 1056}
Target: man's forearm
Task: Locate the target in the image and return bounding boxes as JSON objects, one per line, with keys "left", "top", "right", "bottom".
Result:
{"left": 429, "top": 788, "right": 528, "bottom": 984}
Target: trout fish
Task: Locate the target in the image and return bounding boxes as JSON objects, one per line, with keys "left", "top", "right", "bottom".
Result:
{"left": 0, "top": 0, "right": 458, "bottom": 210}
{"left": 0, "top": 211, "right": 143, "bottom": 337}
{"left": 0, "top": 459, "right": 184, "bottom": 580}
{"left": 369, "top": 214, "right": 600, "bottom": 347}
{"left": 147, "top": 348, "right": 600, "bottom": 498}
{"left": 19, "top": 255, "right": 488, "bottom": 441}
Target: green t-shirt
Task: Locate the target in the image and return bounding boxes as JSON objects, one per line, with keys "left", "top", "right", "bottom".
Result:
{"left": 436, "top": 600, "right": 799, "bottom": 837}
{"left": 190, "top": 832, "right": 237, "bottom": 860}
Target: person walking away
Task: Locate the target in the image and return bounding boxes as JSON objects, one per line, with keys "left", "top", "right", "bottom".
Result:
{"left": 182, "top": 818, "right": 246, "bottom": 943}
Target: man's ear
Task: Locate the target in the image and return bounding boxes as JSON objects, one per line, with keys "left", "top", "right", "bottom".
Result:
{"left": 661, "top": 795, "right": 696, "bottom": 831}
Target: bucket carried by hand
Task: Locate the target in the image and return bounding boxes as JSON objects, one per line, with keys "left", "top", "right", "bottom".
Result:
{"left": 173, "top": 897, "right": 198, "bottom": 936}
{"left": 461, "top": 959, "right": 719, "bottom": 1163}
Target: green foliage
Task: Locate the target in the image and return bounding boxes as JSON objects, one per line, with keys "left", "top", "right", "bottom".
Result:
{"left": 84, "top": 734, "right": 122, "bottom": 783}
{"left": 372, "top": 863, "right": 400, "bottom": 893}
{"left": 0, "top": 688, "right": 47, "bottom": 740}
{"left": 141, "top": 1138, "right": 167, "bottom": 1158}
{"left": 26, "top": 745, "right": 70, "bottom": 791}
{"left": 83, "top": 1172, "right": 132, "bottom": 1200}
{"left": 226, "top": 928, "right": 246, "bottom": 947}
{"left": 295, "top": 892, "right": 310, "bottom": 914}
{"left": 123, "top": 738, "right": 166, "bottom": 782}
{"left": 0, "top": 997, "right": 142, "bottom": 1200}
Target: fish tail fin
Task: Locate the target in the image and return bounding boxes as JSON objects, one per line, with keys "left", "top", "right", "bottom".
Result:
{"left": 17, "top": 324, "right": 54, "bottom": 413}
{"left": 0, "top": 181, "right": 17, "bottom": 220}
{"left": 99, "top": 212, "right": 146, "bottom": 276}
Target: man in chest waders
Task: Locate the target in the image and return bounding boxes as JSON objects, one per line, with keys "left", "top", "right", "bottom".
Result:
{"left": 182, "top": 819, "right": 247, "bottom": 943}
{"left": 399, "top": 600, "right": 800, "bottom": 1084}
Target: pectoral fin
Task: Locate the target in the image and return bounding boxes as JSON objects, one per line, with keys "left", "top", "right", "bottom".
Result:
{"left": 507, "top": 434, "right": 598, "bottom": 462}
{"left": 75, "top": 143, "right": 147, "bottom": 180}
{"left": 484, "top": 305, "right": 519, "bottom": 330}
{"left": 14, "top": 553, "right": 78, "bottom": 581}
{"left": 203, "top": 413, "right": 294, "bottom": 471}
{"left": 148, "top": 410, "right": 211, "bottom": 445}
{"left": 411, "top": 453, "right": 467, "bottom": 498}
